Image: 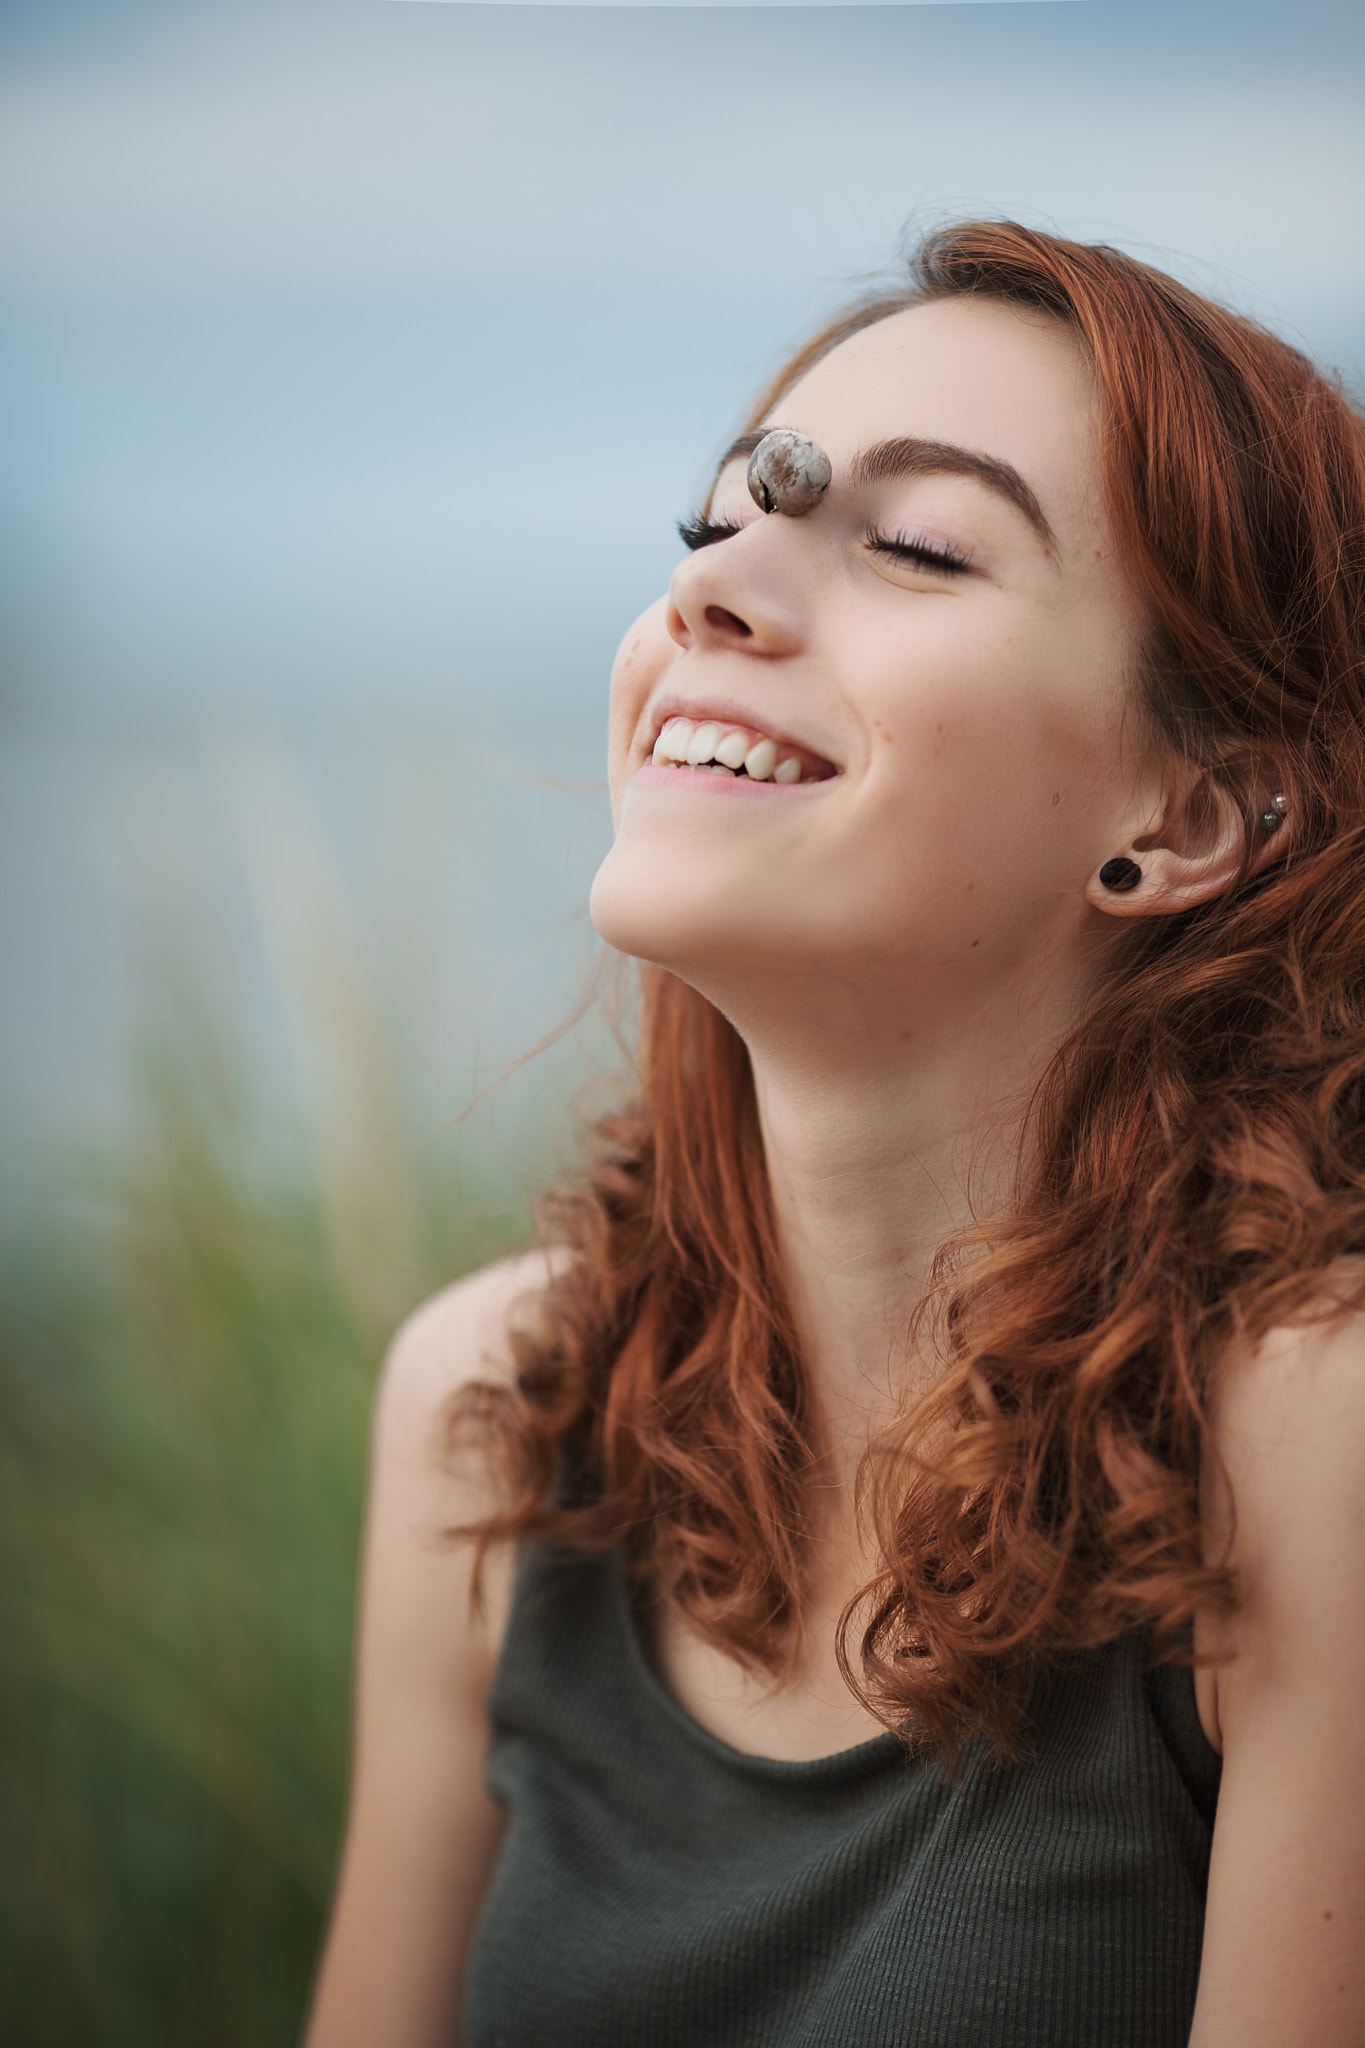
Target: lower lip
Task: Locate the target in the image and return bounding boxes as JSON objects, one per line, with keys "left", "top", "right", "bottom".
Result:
{"left": 631, "top": 763, "right": 829, "bottom": 795}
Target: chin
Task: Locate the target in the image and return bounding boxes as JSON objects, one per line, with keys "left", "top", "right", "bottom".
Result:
{"left": 590, "top": 855, "right": 704, "bottom": 970}
{"left": 593, "top": 856, "right": 847, "bottom": 1024}
{"left": 589, "top": 846, "right": 780, "bottom": 984}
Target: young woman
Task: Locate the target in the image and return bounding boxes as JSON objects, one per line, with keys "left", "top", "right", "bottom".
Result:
{"left": 305, "top": 222, "right": 1365, "bottom": 2047}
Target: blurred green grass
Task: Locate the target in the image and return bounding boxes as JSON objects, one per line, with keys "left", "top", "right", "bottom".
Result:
{"left": 0, "top": 1019, "right": 531, "bottom": 2047}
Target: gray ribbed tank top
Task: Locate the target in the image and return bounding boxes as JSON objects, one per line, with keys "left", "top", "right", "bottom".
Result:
{"left": 464, "top": 1546, "right": 1220, "bottom": 2047}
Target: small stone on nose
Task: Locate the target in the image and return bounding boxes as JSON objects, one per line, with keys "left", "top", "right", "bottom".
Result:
{"left": 747, "top": 431, "right": 833, "bottom": 518}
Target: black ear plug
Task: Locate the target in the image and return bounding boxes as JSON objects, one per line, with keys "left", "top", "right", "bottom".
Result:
{"left": 1099, "top": 857, "right": 1142, "bottom": 893}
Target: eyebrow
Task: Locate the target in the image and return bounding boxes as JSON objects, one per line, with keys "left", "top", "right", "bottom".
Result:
{"left": 853, "top": 436, "right": 1057, "bottom": 554}
{"left": 715, "top": 429, "right": 774, "bottom": 474}
{"left": 714, "top": 428, "right": 1057, "bottom": 555}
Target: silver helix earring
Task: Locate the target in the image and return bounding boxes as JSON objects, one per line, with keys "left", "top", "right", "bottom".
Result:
{"left": 1260, "top": 793, "right": 1289, "bottom": 834}
{"left": 747, "top": 430, "right": 833, "bottom": 518}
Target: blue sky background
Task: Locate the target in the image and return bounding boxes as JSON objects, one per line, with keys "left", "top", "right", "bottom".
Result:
{"left": 1, "top": 0, "right": 1362, "bottom": 1164}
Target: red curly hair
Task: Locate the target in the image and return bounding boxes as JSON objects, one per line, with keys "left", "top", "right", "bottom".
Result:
{"left": 455, "top": 222, "right": 1365, "bottom": 1766}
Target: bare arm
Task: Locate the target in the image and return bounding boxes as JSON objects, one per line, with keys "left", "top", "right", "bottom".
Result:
{"left": 304, "top": 1251, "right": 554, "bottom": 2048}
{"left": 1189, "top": 1308, "right": 1365, "bottom": 2047}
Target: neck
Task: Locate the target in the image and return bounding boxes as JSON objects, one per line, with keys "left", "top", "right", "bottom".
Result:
{"left": 724, "top": 950, "right": 1091, "bottom": 1488}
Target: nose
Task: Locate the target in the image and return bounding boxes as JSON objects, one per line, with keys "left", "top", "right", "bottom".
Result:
{"left": 665, "top": 531, "right": 805, "bottom": 659}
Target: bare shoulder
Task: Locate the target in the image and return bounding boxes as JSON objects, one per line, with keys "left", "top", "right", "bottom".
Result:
{"left": 376, "top": 1244, "right": 566, "bottom": 1471}
{"left": 303, "top": 1248, "right": 570, "bottom": 2047}
{"left": 1202, "top": 1282, "right": 1365, "bottom": 1676}
{"left": 359, "top": 1244, "right": 571, "bottom": 1710}
{"left": 1204, "top": 1283, "right": 1365, "bottom": 1570}
{"left": 1189, "top": 1287, "right": 1365, "bottom": 2045}
{"left": 1210, "top": 1273, "right": 1365, "bottom": 1436}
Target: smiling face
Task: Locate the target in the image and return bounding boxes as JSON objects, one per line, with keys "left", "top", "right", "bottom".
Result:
{"left": 590, "top": 296, "right": 1158, "bottom": 1043}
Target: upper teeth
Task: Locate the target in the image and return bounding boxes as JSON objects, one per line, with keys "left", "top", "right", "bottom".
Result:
{"left": 652, "top": 717, "right": 806, "bottom": 783}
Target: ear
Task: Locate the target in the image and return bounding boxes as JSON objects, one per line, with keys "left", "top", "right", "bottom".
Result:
{"left": 1085, "top": 770, "right": 1290, "bottom": 920}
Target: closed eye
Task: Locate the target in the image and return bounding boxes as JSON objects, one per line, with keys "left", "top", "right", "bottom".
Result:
{"left": 867, "top": 529, "right": 971, "bottom": 575}
{"left": 678, "top": 514, "right": 971, "bottom": 575}
{"left": 677, "top": 514, "right": 745, "bottom": 551}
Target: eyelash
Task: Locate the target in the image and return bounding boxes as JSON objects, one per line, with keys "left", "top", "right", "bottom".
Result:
{"left": 867, "top": 530, "right": 971, "bottom": 576}
{"left": 676, "top": 514, "right": 970, "bottom": 577}
{"left": 676, "top": 514, "right": 742, "bottom": 550}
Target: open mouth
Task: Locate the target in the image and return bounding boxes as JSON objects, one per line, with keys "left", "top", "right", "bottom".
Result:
{"left": 649, "top": 715, "right": 836, "bottom": 786}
